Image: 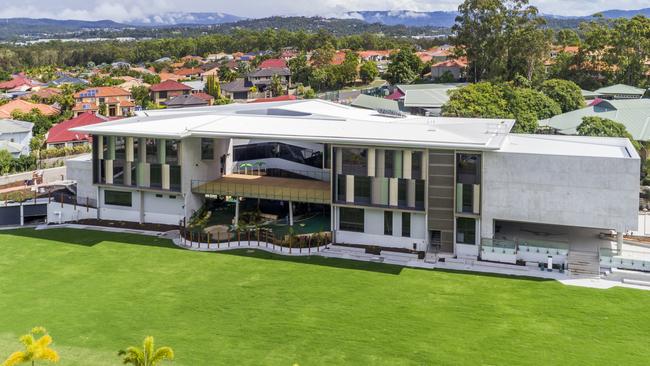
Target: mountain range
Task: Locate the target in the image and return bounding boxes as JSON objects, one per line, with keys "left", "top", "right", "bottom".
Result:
{"left": 1, "top": 7, "right": 650, "bottom": 40}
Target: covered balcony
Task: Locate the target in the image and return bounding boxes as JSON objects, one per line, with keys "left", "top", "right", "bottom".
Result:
{"left": 191, "top": 173, "right": 331, "bottom": 204}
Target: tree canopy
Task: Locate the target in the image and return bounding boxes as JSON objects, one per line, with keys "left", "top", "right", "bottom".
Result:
{"left": 577, "top": 116, "right": 640, "bottom": 150}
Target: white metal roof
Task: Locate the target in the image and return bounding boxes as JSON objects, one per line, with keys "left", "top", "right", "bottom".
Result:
{"left": 500, "top": 134, "right": 638, "bottom": 159}
{"left": 73, "top": 99, "right": 515, "bottom": 150}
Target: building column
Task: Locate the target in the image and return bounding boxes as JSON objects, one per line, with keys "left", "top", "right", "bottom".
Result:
{"left": 617, "top": 231, "right": 624, "bottom": 254}
{"left": 234, "top": 198, "right": 240, "bottom": 226}
{"left": 289, "top": 201, "right": 294, "bottom": 226}
{"left": 139, "top": 191, "right": 145, "bottom": 224}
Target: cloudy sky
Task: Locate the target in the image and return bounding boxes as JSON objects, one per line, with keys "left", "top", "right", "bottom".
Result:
{"left": 0, "top": 0, "right": 647, "bottom": 21}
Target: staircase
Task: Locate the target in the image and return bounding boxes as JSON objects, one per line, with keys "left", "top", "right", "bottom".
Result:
{"left": 568, "top": 250, "right": 600, "bottom": 276}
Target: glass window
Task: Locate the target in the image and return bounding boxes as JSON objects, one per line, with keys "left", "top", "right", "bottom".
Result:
{"left": 113, "top": 160, "right": 124, "bottom": 185}
{"left": 339, "top": 207, "right": 364, "bottom": 232}
{"left": 336, "top": 174, "right": 346, "bottom": 202}
{"left": 398, "top": 179, "right": 408, "bottom": 207}
{"left": 384, "top": 150, "right": 394, "bottom": 178}
{"left": 92, "top": 137, "right": 100, "bottom": 184}
{"left": 159, "top": 91, "right": 168, "bottom": 99}
{"left": 146, "top": 139, "right": 158, "bottom": 164}
{"left": 457, "top": 153, "right": 481, "bottom": 184}
{"left": 456, "top": 217, "right": 476, "bottom": 245}
{"left": 354, "top": 176, "right": 371, "bottom": 204}
{"left": 402, "top": 212, "right": 411, "bottom": 237}
{"left": 412, "top": 151, "right": 423, "bottom": 179}
{"left": 165, "top": 140, "right": 179, "bottom": 165}
{"left": 201, "top": 138, "right": 214, "bottom": 160}
{"left": 170, "top": 165, "right": 181, "bottom": 191}
{"left": 384, "top": 211, "right": 393, "bottom": 235}
{"left": 105, "top": 190, "right": 132, "bottom": 207}
{"left": 150, "top": 164, "right": 162, "bottom": 189}
{"left": 341, "top": 148, "right": 367, "bottom": 176}
{"left": 415, "top": 180, "right": 425, "bottom": 210}
{"left": 132, "top": 138, "right": 139, "bottom": 162}
{"left": 114, "top": 136, "right": 125, "bottom": 160}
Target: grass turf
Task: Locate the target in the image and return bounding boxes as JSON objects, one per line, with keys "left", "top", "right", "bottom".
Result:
{"left": 0, "top": 228, "right": 650, "bottom": 365}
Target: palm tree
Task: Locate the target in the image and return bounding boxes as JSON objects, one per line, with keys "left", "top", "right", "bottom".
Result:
{"left": 118, "top": 336, "right": 174, "bottom": 366}
{"left": 2, "top": 327, "right": 59, "bottom": 366}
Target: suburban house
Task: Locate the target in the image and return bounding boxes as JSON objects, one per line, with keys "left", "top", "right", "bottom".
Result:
{"left": 221, "top": 78, "right": 255, "bottom": 101}
{"left": 164, "top": 94, "right": 211, "bottom": 109}
{"left": 45, "top": 112, "right": 109, "bottom": 149}
{"left": 72, "top": 87, "right": 134, "bottom": 118}
{"left": 0, "top": 74, "right": 42, "bottom": 92}
{"left": 174, "top": 68, "right": 203, "bottom": 80}
{"left": 71, "top": 99, "right": 638, "bottom": 276}
{"left": 351, "top": 94, "right": 400, "bottom": 112}
{"left": 593, "top": 84, "right": 647, "bottom": 100}
{"left": 386, "top": 83, "right": 464, "bottom": 116}
{"left": 0, "top": 119, "right": 33, "bottom": 157}
{"left": 0, "top": 99, "right": 59, "bottom": 119}
{"left": 542, "top": 98, "right": 650, "bottom": 141}
{"left": 49, "top": 75, "right": 89, "bottom": 86}
{"left": 431, "top": 59, "right": 468, "bottom": 81}
{"left": 246, "top": 67, "right": 292, "bottom": 93}
{"left": 149, "top": 80, "right": 192, "bottom": 105}
{"left": 258, "top": 59, "right": 288, "bottom": 69}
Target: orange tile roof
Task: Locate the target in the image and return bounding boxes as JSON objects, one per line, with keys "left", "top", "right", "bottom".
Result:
{"left": 74, "top": 86, "right": 131, "bottom": 99}
{"left": 0, "top": 99, "right": 59, "bottom": 118}
{"left": 174, "top": 68, "right": 202, "bottom": 76}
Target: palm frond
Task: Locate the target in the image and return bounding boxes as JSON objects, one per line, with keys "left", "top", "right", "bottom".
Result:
{"left": 119, "top": 346, "right": 144, "bottom": 366}
{"left": 1, "top": 351, "right": 28, "bottom": 366}
{"left": 150, "top": 347, "right": 174, "bottom": 364}
{"left": 37, "top": 348, "right": 59, "bottom": 363}
{"left": 143, "top": 336, "right": 154, "bottom": 361}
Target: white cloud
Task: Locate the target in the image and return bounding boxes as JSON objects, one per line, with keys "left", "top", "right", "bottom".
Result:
{"left": 0, "top": 0, "right": 646, "bottom": 20}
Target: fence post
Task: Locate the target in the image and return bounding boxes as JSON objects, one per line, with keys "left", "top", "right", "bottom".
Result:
{"left": 248, "top": 230, "right": 251, "bottom": 246}
{"left": 86, "top": 197, "right": 89, "bottom": 212}
{"left": 33, "top": 191, "right": 36, "bottom": 204}
{"left": 257, "top": 229, "right": 260, "bottom": 247}
{"left": 217, "top": 231, "right": 220, "bottom": 249}
{"left": 238, "top": 230, "right": 241, "bottom": 246}
{"left": 48, "top": 190, "right": 51, "bottom": 204}
{"left": 308, "top": 236, "right": 311, "bottom": 254}
{"left": 207, "top": 232, "right": 211, "bottom": 247}
{"left": 60, "top": 193, "right": 63, "bottom": 208}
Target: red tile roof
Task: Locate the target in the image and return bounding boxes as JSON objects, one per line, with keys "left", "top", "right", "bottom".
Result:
{"left": 0, "top": 75, "right": 39, "bottom": 90}
{"left": 46, "top": 112, "right": 109, "bottom": 144}
{"left": 150, "top": 80, "right": 193, "bottom": 92}
{"left": 193, "top": 92, "right": 215, "bottom": 102}
{"left": 259, "top": 59, "right": 287, "bottom": 69}
{"left": 385, "top": 89, "right": 404, "bottom": 101}
{"left": 250, "top": 95, "right": 298, "bottom": 103}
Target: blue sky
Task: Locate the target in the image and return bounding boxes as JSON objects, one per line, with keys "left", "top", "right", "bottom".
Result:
{"left": 0, "top": 0, "right": 646, "bottom": 21}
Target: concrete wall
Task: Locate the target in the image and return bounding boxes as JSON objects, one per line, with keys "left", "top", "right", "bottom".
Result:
{"left": 0, "top": 166, "right": 66, "bottom": 186}
{"left": 335, "top": 206, "right": 427, "bottom": 250}
{"left": 180, "top": 137, "right": 231, "bottom": 218}
{"left": 97, "top": 187, "right": 183, "bottom": 225}
{"left": 66, "top": 154, "right": 96, "bottom": 202}
{"left": 481, "top": 151, "right": 639, "bottom": 237}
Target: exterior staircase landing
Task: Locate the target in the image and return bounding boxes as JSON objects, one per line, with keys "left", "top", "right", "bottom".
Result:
{"left": 568, "top": 250, "right": 600, "bottom": 277}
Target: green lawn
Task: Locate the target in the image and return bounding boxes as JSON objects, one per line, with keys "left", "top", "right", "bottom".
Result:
{"left": 1, "top": 228, "right": 650, "bottom": 365}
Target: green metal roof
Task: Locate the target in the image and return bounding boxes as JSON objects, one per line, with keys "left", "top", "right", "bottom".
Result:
{"left": 403, "top": 89, "right": 452, "bottom": 108}
{"left": 593, "top": 84, "right": 647, "bottom": 96}
{"left": 350, "top": 94, "right": 399, "bottom": 112}
{"left": 396, "top": 83, "right": 465, "bottom": 92}
{"left": 545, "top": 99, "right": 650, "bottom": 140}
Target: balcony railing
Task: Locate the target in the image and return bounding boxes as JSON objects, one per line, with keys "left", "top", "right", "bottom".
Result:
{"left": 191, "top": 177, "right": 331, "bottom": 204}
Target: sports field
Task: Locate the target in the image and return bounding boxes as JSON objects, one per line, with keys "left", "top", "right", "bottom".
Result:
{"left": 0, "top": 228, "right": 649, "bottom": 365}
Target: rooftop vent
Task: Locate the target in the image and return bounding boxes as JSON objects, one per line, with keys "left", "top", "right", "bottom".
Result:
{"left": 375, "top": 108, "right": 406, "bottom": 118}
{"left": 427, "top": 118, "right": 436, "bottom": 131}
{"left": 486, "top": 121, "right": 507, "bottom": 135}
